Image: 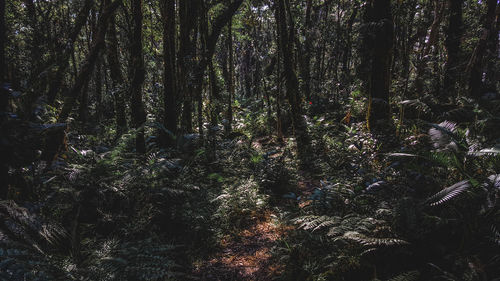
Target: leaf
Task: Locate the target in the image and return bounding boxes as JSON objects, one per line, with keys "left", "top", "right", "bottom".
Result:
{"left": 384, "top": 152, "right": 419, "bottom": 157}
{"left": 468, "top": 146, "right": 500, "bottom": 156}
{"left": 426, "top": 180, "right": 470, "bottom": 206}
{"left": 385, "top": 271, "right": 420, "bottom": 281}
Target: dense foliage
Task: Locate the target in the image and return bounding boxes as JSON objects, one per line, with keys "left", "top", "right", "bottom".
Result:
{"left": 0, "top": 0, "right": 499, "bottom": 280}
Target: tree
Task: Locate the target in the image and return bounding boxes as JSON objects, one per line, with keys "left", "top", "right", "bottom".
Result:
{"left": 106, "top": 10, "right": 128, "bottom": 137}
{"left": 222, "top": 18, "right": 234, "bottom": 134}
{"left": 275, "top": 0, "right": 312, "bottom": 167}
{"left": 0, "top": 0, "right": 6, "bottom": 199}
{"left": 46, "top": 0, "right": 93, "bottom": 105}
{"left": 466, "top": 0, "right": 498, "bottom": 98}
{"left": 0, "top": 0, "right": 4, "bottom": 83}
{"left": 57, "top": 0, "right": 121, "bottom": 123}
{"left": 443, "top": 0, "right": 463, "bottom": 98}
{"left": 129, "top": 0, "right": 147, "bottom": 153}
{"left": 360, "top": 0, "right": 394, "bottom": 129}
{"left": 160, "top": 0, "right": 177, "bottom": 146}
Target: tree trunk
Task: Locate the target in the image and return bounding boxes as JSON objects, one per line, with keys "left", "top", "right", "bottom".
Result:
{"left": 57, "top": 0, "right": 120, "bottom": 123}
{"left": 106, "top": 13, "right": 128, "bottom": 137}
{"left": 47, "top": 0, "right": 93, "bottom": 105}
{"left": 94, "top": 55, "right": 103, "bottom": 121}
{"left": 23, "top": 0, "right": 42, "bottom": 80}
{"left": 413, "top": 0, "right": 443, "bottom": 96}
{"left": 342, "top": 6, "right": 358, "bottom": 77}
{"left": 79, "top": 6, "right": 100, "bottom": 126}
{"left": 361, "top": 0, "right": 394, "bottom": 129}
{"left": 0, "top": 0, "right": 6, "bottom": 199}
{"left": 208, "top": 59, "right": 221, "bottom": 126}
{"left": 160, "top": 0, "right": 177, "bottom": 145}
{"left": 301, "top": 0, "right": 313, "bottom": 100}
{"left": 0, "top": 0, "right": 4, "bottom": 83}
{"left": 276, "top": 0, "right": 312, "bottom": 167}
{"left": 222, "top": 19, "right": 234, "bottom": 134}
{"left": 129, "top": 0, "right": 147, "bottom": 153}
{"left": 443, "top": 0, "right": 463, "bottom": 98}
{"left": 178, "top": 0, "right": 198, "bottom": 133}
{"left": 424, "top": 0, "right": 445, "bottom": 56}
{"left": 466, "top": 0, "right": 497, "bottom": 98}
{"left": 484, "top": 3, "right": 499, "bottom": 90}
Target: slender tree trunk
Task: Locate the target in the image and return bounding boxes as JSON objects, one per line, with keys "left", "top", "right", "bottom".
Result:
{"left": 223, "top": 19, "right": 234, "bottom": 134}
{"left": 361, "top": 0, "right": 393, "bottom": 129}
{"left": 79, "top": 6, "right": 99, "bottom": 126}
{"left": 413, "top": 1, "right": 441, "bottom": 96}
{"left": 342, "top": 7, "right": 358, "bottom": 77}
{"left": 129, "top": 0, "right": 147, "bottom": 153}
{"left": 276, "top": 22, "right": 283, "bottom": 141}
{"left": 276, "top": 0, "right": 312, "bottom": 166}
{"left": 23, "top": 0, "right": 42, "bottom": 79}
{"left": 94, "top": 55, "right": 103, "bottom": 121}
{"left": 401, "top": 2, "right": 417, "bottom": 98}
{"left": 424, "top": 0, "right": 445, "bottom": 56}
{"left": 0, "top": 0, "right": 4, "bottom": 83}
{"left": 0, "top": 0, "right": 7, "bottom": 199}
{"left": 44, "top": 0, "right": 119, "bottom": 164}
{"left": 466, "top": 0, "right": 497, "bottom": 98}
{"left": 301, "top": 0, "right": 313, "bottom": 100}
{"left": 178, "top": 0, "right": 197, "bottom": 133}
{"left": 47, "top": 0, "right": 93, "bottom": 105}
{"left": 78, "top": 79, "right": 90, "bottom": 124}
{"left": 160, "top": 0, "right": 177, "bottom": 145}
{"left": 106, "top": 13, "right": 128, "bottom": 137}
{"left": 57, "top": 0, "right": 120, "bottom": 123}
{"left": 208, "top": 59, "right": 220, "bottom": 126}
{"left": 443, "top": 0, "right": 463, "bottom": 98}
{"left": 484, "top": 3, "right": 499, "bottom": 90}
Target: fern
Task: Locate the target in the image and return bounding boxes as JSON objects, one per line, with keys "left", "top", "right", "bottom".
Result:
{"left": 85, "top": 238, "right": 183, "bottom": 281}
{"left": 428, "top": 121, "right": 460, "bottom": 151}
{"left": 426, "top": 180, "right": 470, "bottom": 206}
{"left": 385, "top": 270, "right": 420, "bottom": 281}
{"left": 0, "top": 201, "right": 68, "bottom": 281}
{"left": 339, "top": 231, "right": 409, "bottom": 247}
{"left": 294, "top": 215, "right": 342, "bottom": 232}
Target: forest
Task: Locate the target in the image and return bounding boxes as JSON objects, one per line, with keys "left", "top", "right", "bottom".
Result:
{"left": 0, "top": 0, "right": 499, "bottom": 280}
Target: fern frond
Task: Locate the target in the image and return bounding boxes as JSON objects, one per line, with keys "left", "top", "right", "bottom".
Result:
{"left": 426, "top": 180, "right": 470, "bottom": 206}
{"left": 428, "top": 121, "right": 459, "bottom": 151}
{"left": 487, "top": 174, "right": 500, "bottom": 190}
{"left": 340, "top": 231, "right": 409, "bottom": 247}
{"left": 385, "top": 270, "right": 420, "bottom": 281}
{"left": 491, "top": 225, "right": 500, "bottom": 246}
{"left": 0, "top": 201, "right": 66, "bottom": 247}
{"left": 313, "top": 216, "right": 342, "bottom": 232}
{"left": 88, "top": 238, "right": 184, "bottom": 281}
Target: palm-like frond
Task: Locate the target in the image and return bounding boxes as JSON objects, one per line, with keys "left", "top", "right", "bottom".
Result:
{"left": 426, "top": 180, "right": 470, "bottom": 206}
{"left": 428, "top": 121, "right": 459, "bottom": 151}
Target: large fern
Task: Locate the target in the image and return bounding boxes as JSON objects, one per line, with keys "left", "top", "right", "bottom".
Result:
{"left": 0, "top": 201, "right": 68, "bottom": 281}
{"left": 82, "top": 238, "right": 184, "bottom": 281}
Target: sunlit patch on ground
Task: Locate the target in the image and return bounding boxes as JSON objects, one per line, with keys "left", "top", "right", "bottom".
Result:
{"left": 193, "top": 211, "right": 293, "bottom": 280}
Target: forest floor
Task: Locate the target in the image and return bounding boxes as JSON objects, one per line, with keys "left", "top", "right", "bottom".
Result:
{"left": 189, "top": 134, "right": 327, "bottom": 280}
{"left": 193, "top": 210, "right": 292, "bottom": 280}
{"left": 3, "top": 97, "right": 499, "bottom": 281}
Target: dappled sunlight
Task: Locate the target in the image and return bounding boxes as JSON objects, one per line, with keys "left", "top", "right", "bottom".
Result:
{"left": 194, "top": 211, "right": 293, "bottom": 280}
